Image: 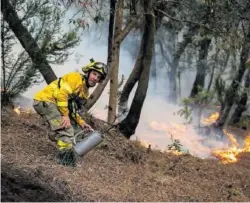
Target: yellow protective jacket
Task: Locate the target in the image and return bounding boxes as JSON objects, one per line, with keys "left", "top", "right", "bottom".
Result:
{"left": 34, "top": 72, "right": 89, "bottom": 126}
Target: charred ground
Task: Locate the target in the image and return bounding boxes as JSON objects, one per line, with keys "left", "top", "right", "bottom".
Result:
{"left": 1, "top": 107, "right": 250, "bottom": 202}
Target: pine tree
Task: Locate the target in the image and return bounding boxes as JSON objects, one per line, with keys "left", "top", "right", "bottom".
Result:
{"left": 1, "top": 0, "right": 80, "bottom": 104}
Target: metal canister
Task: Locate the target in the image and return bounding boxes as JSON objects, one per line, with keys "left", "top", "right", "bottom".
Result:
{"left": 73, "top": 131, "right": 104, "bottom": 157}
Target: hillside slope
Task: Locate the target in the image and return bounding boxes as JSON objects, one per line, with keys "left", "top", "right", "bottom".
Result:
{"left": 1, "top": 107, "right": 250, "bottom": 202}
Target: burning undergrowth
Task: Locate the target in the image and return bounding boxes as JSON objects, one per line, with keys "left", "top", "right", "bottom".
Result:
{"left": 9, "top": 102, "right": 250, "bottom": 165}
{"left": 145, "top": 111, "right": 250, "bottom": 164}
{"left": 2, "top": 105, "right": 250, "bottom": 201}
{"left": 129, "top": 98, "right": 250, "bottom": 165}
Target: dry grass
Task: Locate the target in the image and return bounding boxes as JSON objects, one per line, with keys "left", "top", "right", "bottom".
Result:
{"left": 1, "top": 107, "right": 250, "bottom": 202}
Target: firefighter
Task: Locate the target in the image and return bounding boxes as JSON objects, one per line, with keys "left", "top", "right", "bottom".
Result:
{"left": 33, "top": 59, "right": 108, "bottom": 167}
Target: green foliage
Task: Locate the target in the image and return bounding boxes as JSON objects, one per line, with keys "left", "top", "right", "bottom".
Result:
{"left": 177, "top": 105, "right": 193, "bottom": 124}
{"left": 67, "top": 31, "right": 77, "bottom": 41}
{"left": 1, "top": 0, "right": 81, "bottom": 100}
{"left": 239, "top": 116, "right": 250, "bottom": 130}
{"left": 177, "top": 86, "right": 215, "bottom": 125}
{"left": 193, "top": 85, "right": 212, "bottom": 104}
{"left": 167, "top": 136, "right": 183, "bottom": 152}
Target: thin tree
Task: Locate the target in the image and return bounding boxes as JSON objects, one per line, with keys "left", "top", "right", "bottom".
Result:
{"left": 118, "top": 0, "right": 155, "bottom": 138}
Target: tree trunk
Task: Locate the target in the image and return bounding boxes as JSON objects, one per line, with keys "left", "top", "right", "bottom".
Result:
{"left": 118, "top": 38, "right": 144, "bottom": 120}
{"left": 207, "top": 49, "right": 220, "bottom": 92}
{"left": 231, "top": 68, "right": 250, "bottom": 124}
{"left": 118, "top": 0, "right": 155, "bottom": 138}
{"left": 1, "top": 18, "right": 7, "bottom": 104}
{"left": 207, "top": 62, "right": 215, "bottom": 92}
{"left": 107, "top": 0, "right": 124, "bottom": 123}
{"left": 107, "top": 0, "right": 116, "bottom": 66}
{"left": 157, "top": 39, "right": 172, "bottom": 65}
{"left": 84, "top": 0, "right": 116, "bottom": 110}
{"left": 1, "top": 0, "right": 57, "bottom": 84}
{"left": 84, "top": 4, "right": 138, "bottom": 110}
{"left": 222, "top": 68, "right": 249, "bottom": 127}
{"left": 190, "top": 38, "right": 211, "bottom": 97}
{"left": 213, "top": 52, "right": 230, "bottom": 107}
{"left": 168, "top": 25, "right": 198, "bottom": 103}
{"left": 217, "top": 25, "right": 250, "bottom": 127}
{"left": 150, "top": 45, "right": 157, "bottom": 79}
{"left": 177, "top": 71, "right": 181, "bottom": 100}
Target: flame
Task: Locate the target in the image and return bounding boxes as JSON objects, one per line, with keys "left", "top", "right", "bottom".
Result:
{"left": 137, "top": 140, "right": 151, "bottom": 148}
{"left": 150, "top": 121, "right": 187, "bottom": 134}
{"left": 201, "top": 112, "right": 219, "bottom": 125}
{"left": 245, "top": 136, "right": 250, "bottom": 151}
{"left": 13, "top": 106, "right": 21, "bottom": 115}
{"left": 135, "top": 136, "right": 183, "bottom": 155}
{"left": 165, "top": 149, "right": 183, "bottom": 156}
{"left": 13, "top": 106, "right": 32, "bottom": 115}
{"left": 212, "top": 131, "right": 250, "bottom": 164}
{"left": 223, "top": 129, "right": 239, "bottom": 147}
{"left": 23, "top": 108, "right": 32, "bottom": 114}
{"left": 149, "top": 121, "right": 187, "bottom": 155}
{"left": 200, "top": 112, "right": 250, "bottom": 164}
{"left": 149, "top": 116, "right": 250, "bottom": 163}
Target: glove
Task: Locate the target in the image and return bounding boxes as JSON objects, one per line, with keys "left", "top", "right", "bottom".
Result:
{"left": 81, "top": 123, "right": 94, "bottom": 132}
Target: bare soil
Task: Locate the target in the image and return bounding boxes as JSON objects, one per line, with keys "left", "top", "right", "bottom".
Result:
{"left": 1, "top": 107, "right": 250, "bottom": 202}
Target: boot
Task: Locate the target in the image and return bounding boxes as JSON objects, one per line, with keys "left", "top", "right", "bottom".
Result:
{"left": 57, "top": 148, "right": 77, "bottom": 167}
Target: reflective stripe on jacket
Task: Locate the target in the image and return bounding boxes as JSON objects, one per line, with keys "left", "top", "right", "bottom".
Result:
{"left": 34, "top": 72, "right": 89, "bottom": 125}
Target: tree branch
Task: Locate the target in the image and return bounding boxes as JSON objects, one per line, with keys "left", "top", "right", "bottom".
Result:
{"left": 155, "top": 8, "right": 211, "bottom": 30}
{"left": 115, "top": 15, "right": 139, "bottom": 44}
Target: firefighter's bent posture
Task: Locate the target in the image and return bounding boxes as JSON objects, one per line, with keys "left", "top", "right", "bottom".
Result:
{"left": 33, "top": 60, "right": 107, "bottom": 167}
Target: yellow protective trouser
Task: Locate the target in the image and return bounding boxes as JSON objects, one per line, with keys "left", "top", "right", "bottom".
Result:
{"left": 33, "top": 100, "right": 80, "bottom": 150}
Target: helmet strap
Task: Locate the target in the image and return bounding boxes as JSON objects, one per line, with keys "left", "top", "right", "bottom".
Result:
{"left": 83, "top": 71, "right": 91, "bottom": 88}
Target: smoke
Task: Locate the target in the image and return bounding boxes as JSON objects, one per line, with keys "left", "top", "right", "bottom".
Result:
{"left": 20, "top": 17, "right": 244, "bottom": 160}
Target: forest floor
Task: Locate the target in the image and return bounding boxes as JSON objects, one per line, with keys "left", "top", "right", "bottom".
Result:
{"left": 1, "top": 106, "right": 250, "bottom": 202}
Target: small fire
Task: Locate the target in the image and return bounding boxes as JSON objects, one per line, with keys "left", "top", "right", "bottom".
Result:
{"left": 166, "top": 149, "right": 183, "bottom": 156}
{"left": 137, "top": 139, "right": 151, "bottom": 148}
{"left": 149, "top": 121, "right": 188, "bottom": 155}
{"left": 212, "top": 133, "right": 250, "bottom": 164}
{"left": 223, "top": 129, "right": 239, "bottom": 147}
{"left": 150, "top": 121, "right": 187, "bottom": 134}
{"left": 23, "top": 108, "right": 32, "bottom": 114}
{"left": 13, "top": 106, "right": 32, "bottom": 115}
{"left": 201, "top": 112, "right": 219, "bottom": 125}
{"left": 13, "top": 106, "right": 21, "bottom": 115}
{"left": 149, "top": 113, "right": 250, "bottom": 164}
{"left": 200, "top": 112, "right": 250, "bottom": 164}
